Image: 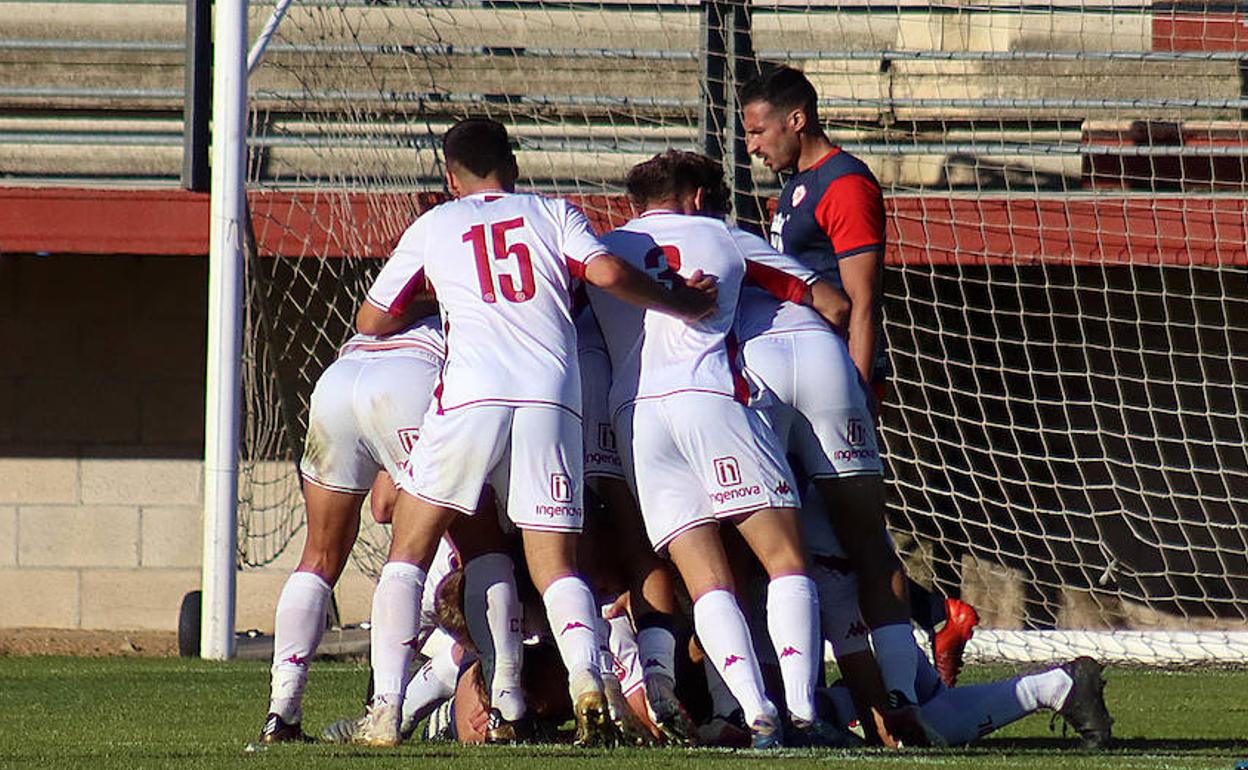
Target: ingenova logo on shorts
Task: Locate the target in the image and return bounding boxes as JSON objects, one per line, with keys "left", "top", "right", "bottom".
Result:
{"left": 534, "top": 504, "right": 582, "bottom": 518}
{"left": 833, "top": 448, "right": 878, "bottom": 461}
{"left": 710, "top": 485, "right": 762, "bottom": 505}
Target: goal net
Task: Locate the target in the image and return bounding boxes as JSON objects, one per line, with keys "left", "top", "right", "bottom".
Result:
{"left": 239, "top": 0, "right": 1248, "bottom": 663}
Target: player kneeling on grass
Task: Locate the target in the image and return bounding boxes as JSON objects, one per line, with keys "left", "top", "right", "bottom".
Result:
{"left": 588, "top": 150, "right": 857, "bottom": 749}
{"left": 259, "top": 316, "right": 445, "bottom": 743}
{"left": 351, "top": 118, "right": 716, "bottom": 748}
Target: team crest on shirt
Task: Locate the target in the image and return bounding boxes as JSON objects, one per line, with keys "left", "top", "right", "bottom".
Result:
{"left": 790, "top": 184, "right": 808, "bottom": 207}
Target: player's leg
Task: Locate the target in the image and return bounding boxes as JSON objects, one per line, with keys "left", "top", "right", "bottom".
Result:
{"left": 665, "top": 523, "right": 781, "bottom": 747}
{"left": 918, "top": 658, "right": 1111, "bottom": 748}
{"left": 356, "top": 406, "right": 508, "bottom": 747}
{"left": 265, "top": 484, "right": 364, "bottom": 741}
{"left": 448, "top": 493, "right": 527, "bottom": 731}
{"left": 263, "top": 357, "right": 373, "bottom": 743}
{"left": 592, "top": 475, "right": 693, "bottom": 742}
{"left": 507, "top": 405, "right": 614, "bottom": 746}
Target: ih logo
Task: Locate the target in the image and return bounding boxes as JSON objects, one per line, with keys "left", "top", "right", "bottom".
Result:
{"left": 847, "top": 418, "right": 866, "bottom": 447}
{"left": 713, "top": 456, "right": 742, "bottom": 488}
{"left": 550, "top": 473, "right": 573, "bottom": 503}
{"left": 397, "top": 427, "right": 421, "bottom": 454}
{"left": 598, "top": 423, "right": 617, "bottom": 452}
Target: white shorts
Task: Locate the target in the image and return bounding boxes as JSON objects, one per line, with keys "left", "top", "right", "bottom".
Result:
{"left": 616, "top": 392, "right": 800, "bottom": 551}
{"left": 400, "top": 404, "right": 585, "bottom": 533}
{"left": 581, "top": 346, "right": 625, "bottom": 480}
{"left": 740, "top": 330, "right": 883, "bottom": 479}
{"left": 299, "top": 350, "right": 442, "bottom": 493}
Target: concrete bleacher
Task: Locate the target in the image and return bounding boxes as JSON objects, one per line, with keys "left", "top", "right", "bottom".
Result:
{"left": 1, "top": 1, "right": 1243, "bottom": 189}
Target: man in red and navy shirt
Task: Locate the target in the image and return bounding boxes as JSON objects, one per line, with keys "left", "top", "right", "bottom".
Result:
{"left": 739, "top": 65, "right": 886, "bottom": 397}
{"left": 738, "top": 65, "right": 944, "bottom": 749}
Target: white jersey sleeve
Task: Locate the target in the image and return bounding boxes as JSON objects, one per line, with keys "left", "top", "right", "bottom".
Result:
{"left": 365, "top": 216, "right": 432, "bottom": 317}
{"left": 731, "top": 225, "right": 834, "bottom": 343}
{"left": 558, "top": 200, "right": 609, "bottom": 278}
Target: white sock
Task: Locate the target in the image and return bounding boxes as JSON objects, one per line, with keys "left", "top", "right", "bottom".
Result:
{"left": 606, "top": 611, "right": 644, "bottom": 696}
{"left": 1016, "top": 667, "right": 1074, "bottom": 711}
{"left": 636, "top": 624, "right": 677, "bottom": 687}
{"left": 871, "top": 622, "right": 920, "bottom": 703}
{"left": 465, "top": 553, "right": 526, "bottom": 720}
{"left": 542, "top": 575, "right": 601, "bottom": 696}
{"left": 370, "top": 561, "right": 427, "bottom": 700}
{"left": 765, "top": 574, "right": 820, "bottom": 723}
{"left": 402, "top": 643, "right": 467, "bottom": 730}
{"left": 693, "top": 589, "right": 776, "bottom": 725}
{"left": 919, "top": 676, "right": 1036, "bottom": 745}
{"left": 268, "top": 571, "right": 331, "bottom": 722}
{"left": 703, "top": 658, "right": 741, "bottom": 717}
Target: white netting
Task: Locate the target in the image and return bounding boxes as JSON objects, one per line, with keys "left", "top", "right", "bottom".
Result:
{"left": 240, "top": 0, "right": 1248, "bottom": 661}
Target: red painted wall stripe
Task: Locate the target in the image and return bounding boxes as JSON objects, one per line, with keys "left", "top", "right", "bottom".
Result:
{"left": 1, "top": 187, "right": 1244, "bottom": 266}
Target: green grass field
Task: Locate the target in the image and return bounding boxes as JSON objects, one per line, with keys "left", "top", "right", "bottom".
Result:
{"left": 1, "top": 657, "right": 1245, "bottom": 770}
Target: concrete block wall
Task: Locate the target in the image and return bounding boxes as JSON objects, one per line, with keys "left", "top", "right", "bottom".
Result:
{"left": 0, "top": 253, "right": 374, "bottom": 633}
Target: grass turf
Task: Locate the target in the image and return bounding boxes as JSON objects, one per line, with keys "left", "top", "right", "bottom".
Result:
{"left": 0, "top": 657, "right": 1245, "bottom": 770}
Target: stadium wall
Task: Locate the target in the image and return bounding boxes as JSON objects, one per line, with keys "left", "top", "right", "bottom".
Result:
{"left": 0, "top": 190, "right": 380, "bottom": 633}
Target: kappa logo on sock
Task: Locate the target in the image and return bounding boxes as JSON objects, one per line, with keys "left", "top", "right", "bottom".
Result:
{"left": 642, "top": 658, "right": 666, "bottom": 670}
{"left": 779, "top": 646, "right": 801, "bottom": 658}
{"left": 723, "top": 654, "right": 744, "bottom": 668}
{"left": 283, "top": 654, "right": 310, "bottom": 666}
{"left": 561, "top": 621, "right": 592, "bottom": 635}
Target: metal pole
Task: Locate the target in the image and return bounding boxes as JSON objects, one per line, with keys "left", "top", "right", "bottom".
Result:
{"left": 181, "top": 0, "right": 211, "bottom": 191}
{"left": 247, "top": 0, "right": 295, "bottom": 76}
{"left": 700, "top": 0, "right": 726, "bottom": 164}
{"left": 726, "top": 0, "right": 760, "bottom": 231}
{"left": 202, "top": 0, "right": 248, "bottom": 661}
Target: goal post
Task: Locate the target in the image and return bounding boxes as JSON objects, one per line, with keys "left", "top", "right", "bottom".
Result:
{"left": 202, "top": 0, "right": 249, "bottom": 660}
{"left": 226, "top": 0, "right": 1248, "bottom": 664}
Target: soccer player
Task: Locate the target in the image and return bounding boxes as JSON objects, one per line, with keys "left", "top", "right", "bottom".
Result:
{"left": 351, "top": 118, "right": 715, "bottom": 747}
{"left": 258, "top": 315, "right": 446, "bottom": 743}
{"left": 590, "top": 150, "right": 853, "bottom": 749}
{"left": 739, "top": 64, "right": 932, "bottom": 737}
{"left": 577, "top": 304, "right": 695, "bottom": 743}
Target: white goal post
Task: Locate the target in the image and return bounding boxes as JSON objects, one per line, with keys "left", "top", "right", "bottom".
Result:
{"left": 205, "top": 0, "right": 1248, "bottom": 664}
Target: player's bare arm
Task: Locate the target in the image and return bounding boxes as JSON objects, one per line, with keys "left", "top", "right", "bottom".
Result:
{"left": 356, "top": 295, "right": 438, "bottom": 337}
{"left": 584, "top": 252, "right": 717, "bottom": 322}
{"left": 803, "top": 279, "right": 851, "bottom": 332}
{"left": 837, "top": 247, "right": 881, "bottom": 383}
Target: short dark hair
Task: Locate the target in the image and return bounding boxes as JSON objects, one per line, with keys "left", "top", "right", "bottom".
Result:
{"left": 442, "top": 118, "right": 517, "bottom": 179}
{"left": 626, "top": 150, "right": 732, "bottom": 215}
{"left": 738, "top": 64, "right": 819, "bottom": 132}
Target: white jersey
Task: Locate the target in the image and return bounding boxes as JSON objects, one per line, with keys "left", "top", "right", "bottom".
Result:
{"left": 365, "top": 191, "right": 608, "bottom": 413}
{"left": 337, "top": 314, "right": 445, "bottom": 362}
{"left": 591, "top": 211, "right": 815, "bottom": 415}
{"left": 730, "top": 227, "right": 829, "bottom": 344}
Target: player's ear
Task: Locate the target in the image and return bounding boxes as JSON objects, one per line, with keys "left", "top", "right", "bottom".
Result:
{"left": 445, "top": 165, "right": 462, "bottom": 197}
{"left": 692, "top": 186, "right": 706, "bottom": 213}
{"left": 787, "top": 107, "right": 807, "bottom": 134}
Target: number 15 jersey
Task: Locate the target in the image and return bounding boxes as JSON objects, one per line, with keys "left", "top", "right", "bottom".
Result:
{"left": 366, "top": 191, "right": 609, "bottom": 414}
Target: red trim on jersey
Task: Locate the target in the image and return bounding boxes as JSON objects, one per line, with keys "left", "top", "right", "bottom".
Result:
{"left": 388, "top": 268, "right": 431, "bottom": 317}
{"left": 723, "top": 332, "right": 752, "bottom": 406}
{"left": 338, "top": 340, "right": 445, "bottom": 360}
{"left": 612, "top": 387, "right": 740, "bottom": 419}
{"left": 653, "top": 515, "right": 718, "bottom": 551}
{"left": 413, "top": 490, "right": 479, "bottom": 516}
{"left": 744, "top": 259, "right": 808, "bottom": 304}
{"left": 567, "top": 249, "right": 606, "bottom": 281}
{"left": 433, "top": 318, "right": 449, "bottom": 415}
{"left": 813, "top": 173, "right": 886, "bottom": 259}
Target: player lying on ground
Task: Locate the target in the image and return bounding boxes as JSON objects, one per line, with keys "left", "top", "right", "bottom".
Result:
{"left": 589, "top": 150, "right": 861, "bottom": 748}
{"left": 350, "top": 118, "right": 716, "bottom": 748}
